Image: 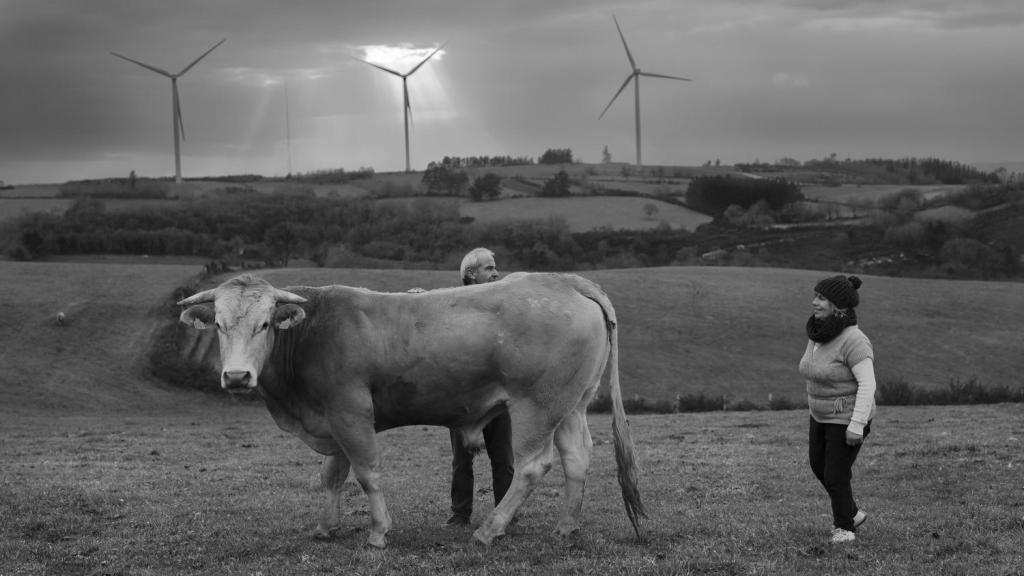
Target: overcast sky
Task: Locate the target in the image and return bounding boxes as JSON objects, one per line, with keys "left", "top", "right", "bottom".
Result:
{"left": 2, "top": 0, "right": 1023, "bottom": 184}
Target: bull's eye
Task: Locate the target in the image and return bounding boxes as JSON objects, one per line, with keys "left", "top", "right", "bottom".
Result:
{"left": 255, "top": 321, "right": 270, "bottom": 334}
{"left": 216, "top": 322, "right": 226, "bottom": 334}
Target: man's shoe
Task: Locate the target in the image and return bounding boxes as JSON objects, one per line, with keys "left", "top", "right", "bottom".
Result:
{"left": 853, "top": 510, "right": 867, "bottom": 528}
{"left": 830, "top": 527, "right": 856, "bottom": 544}
{"left": 444, "top": 514, "right": 470, "bottom": 527}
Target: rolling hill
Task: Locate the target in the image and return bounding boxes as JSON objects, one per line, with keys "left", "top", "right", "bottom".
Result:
{"left": 4, "top": 261, "right": 1020, "bottom": 417}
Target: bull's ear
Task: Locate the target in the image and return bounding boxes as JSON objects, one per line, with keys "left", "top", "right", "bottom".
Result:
{"left": 273, "top": 303, "right": 306, "bottom": 330}
{"left": 180, "top": 305, "right": 215, "bottom": 330}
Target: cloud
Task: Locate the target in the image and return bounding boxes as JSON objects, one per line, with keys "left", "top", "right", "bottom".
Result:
{"left": 771, "top": 71, "right": 809, "bottom": 88}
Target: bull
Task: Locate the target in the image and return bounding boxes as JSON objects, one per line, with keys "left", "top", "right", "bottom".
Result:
{"left": 177, "top": 272, "right": 645, "bottom": 548}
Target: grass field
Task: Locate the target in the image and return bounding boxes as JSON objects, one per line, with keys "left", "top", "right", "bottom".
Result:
{"left": 460, "top": 196, "right": 711, "bottom": 233}
{"left": 2, "top": 402, "right": 1021, "bottom": 575}
{"left": 1, "top": 261, "right": 1023, "bottom": 574}
{"left": 801, "top": 184, "right": 964, "bottom": 204}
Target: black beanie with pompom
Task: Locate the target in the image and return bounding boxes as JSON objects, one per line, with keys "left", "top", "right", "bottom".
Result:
{"left": 814, "top": 275, "right": 862, "bottom": 309}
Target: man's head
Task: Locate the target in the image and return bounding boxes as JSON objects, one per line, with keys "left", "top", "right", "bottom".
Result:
{"left": 460, "top": 247, "right": 499, "bottom": 285}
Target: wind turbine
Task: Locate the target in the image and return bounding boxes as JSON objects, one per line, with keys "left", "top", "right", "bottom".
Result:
{"left": 599, "top": 16, "right": 691, "bottom": 167}
{"left": 111, "top": 39, "right": 226, "bottom": 183}
{"left": 354, "top": 43, "right": 447, "bottom": 173}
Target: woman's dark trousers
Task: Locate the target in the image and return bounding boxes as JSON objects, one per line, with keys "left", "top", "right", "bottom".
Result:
{"left": 808, "top": 417, "right": 870, "bottom": 531}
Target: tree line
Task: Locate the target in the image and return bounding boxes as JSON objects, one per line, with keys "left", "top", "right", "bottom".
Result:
{"left": 4, "top": 174, "right": 1021, "bottom": 280}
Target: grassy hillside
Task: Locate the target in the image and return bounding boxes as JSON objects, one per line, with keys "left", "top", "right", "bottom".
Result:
{"left": 3, "top": 261, "right": 1021, "bottom": 416}
{"left": 0, "top": 261, "right": 211, "bottom": 415}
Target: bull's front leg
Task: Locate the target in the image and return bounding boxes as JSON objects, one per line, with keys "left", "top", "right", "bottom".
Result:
{"left": 349, "top": 459, "right": 391, "bottom": 548}
{"left": 314, "top": 453, "right": 351, "bottom": 539}
{"left": 327, "top": 398, "right": 392, "bottom": 548}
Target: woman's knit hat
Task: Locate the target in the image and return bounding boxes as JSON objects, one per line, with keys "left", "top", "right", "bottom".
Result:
{"left": 814, "top": 275, "right": 862, "bottom": 309}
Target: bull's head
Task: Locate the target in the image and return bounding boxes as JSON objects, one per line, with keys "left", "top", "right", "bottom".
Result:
{"left": 177, "top": 275, "right": 307, "bottom": 392}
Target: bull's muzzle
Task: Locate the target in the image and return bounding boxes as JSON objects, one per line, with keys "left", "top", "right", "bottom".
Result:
{"left": 222, "top": 370, "right": 253, "bottom": 391}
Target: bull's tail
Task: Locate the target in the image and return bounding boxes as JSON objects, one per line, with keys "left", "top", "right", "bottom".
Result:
{"left": 577, "top": 277, "right": 647, "bottom": 541}
{"left": 607, "top": 320, "right": 647, "bottom": 541}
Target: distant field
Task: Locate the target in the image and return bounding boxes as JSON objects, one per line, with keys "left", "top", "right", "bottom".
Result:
{"left": 0, "top": 183, "right": 63, "bottom": 198}
{"left": 802, "top": 184, "right": 964, "bottom": 203}
{"left": 460, "top": 196, "right": 712, "bottom": 232}
{"left": 0, "top": 198, "right": 191, "bottom": 222}
{"left": 0, "top": 198, "right": 71, "bottom": 221}
{"left": 915, "top": 205, "right": 974, "bottom": 223}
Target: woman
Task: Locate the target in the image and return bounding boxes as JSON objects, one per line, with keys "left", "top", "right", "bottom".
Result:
{"left": 799, "top": 275, "right": 877, "bottom": 544}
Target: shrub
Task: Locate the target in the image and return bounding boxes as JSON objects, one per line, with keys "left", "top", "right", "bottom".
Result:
{"left": 146, "top": 322, "right": 219, "bottom": 393}
{"left": 727, "top": 398, "right": 764, "bottom": 412}
{"left": 538, "top": 170, "right": 571, "bottom": 197}
{"left": 768, "top": 394, "right": 804, "bottom": 411}
{"left": 468, "top": 173, "right": 502, "bottom": 201}
{"left": 676, "top": 393, "right": 723, "bottom": 412}
{"left": 587, "top": 393, "right": 612, "bottom": 413}
{"left": 876, "top": 378, "right": 914, "bottom": 406}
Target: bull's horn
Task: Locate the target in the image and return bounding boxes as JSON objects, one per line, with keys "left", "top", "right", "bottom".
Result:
{"left": 274, "top": 288, "right": 307, "bottom": 304}
{"left": 177, "top": 288, "right": 217, "bottom": 306}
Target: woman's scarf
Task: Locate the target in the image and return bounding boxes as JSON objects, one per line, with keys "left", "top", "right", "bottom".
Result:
{"left": 805, "top": 308, "right": 858, "bottom": 343}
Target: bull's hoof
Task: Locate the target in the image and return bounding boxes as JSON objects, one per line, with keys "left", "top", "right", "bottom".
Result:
{"left": 472, "top": 526, "right": 504, "bottom": 546}
{"left": 312, "top": 525, "right": 338, "bottom": 540}
{"left": 366, "top": 532, "right": 387, "bottom": 549}
{"left": 554, "top": 520, "right": 581, "bottom": 538}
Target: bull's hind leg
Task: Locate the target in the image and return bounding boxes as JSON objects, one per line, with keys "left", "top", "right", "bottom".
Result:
{"left": 314, "top": 453, "right": 351, "bottom": 539}
{"left": 553, "top": 408, "right": 593, "bottom": 536}
{"left": 474, "top": 405, "right": 558, "bottom": 545}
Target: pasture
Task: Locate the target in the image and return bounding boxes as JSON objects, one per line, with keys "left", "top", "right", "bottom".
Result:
{"left": 1, "top": 261, "right": 1023, "bottom": 574}
{"left": 801, "top": 184, "right": 964, "bottom": 204}
{"left": 460, "top": 196, "right": 711, "bottom": 233}
{"left": 2, "top": 399, "right": 1022, "bottom": 575}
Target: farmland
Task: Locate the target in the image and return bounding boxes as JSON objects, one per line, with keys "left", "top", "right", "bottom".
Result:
{"left": 1, "top": 260, "right": 1023, "bottom": 574}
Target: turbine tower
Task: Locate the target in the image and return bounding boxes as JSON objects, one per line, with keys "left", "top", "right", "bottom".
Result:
{"left": 355, "top": 43, "right": 446, "bottom": 173}
{"left": 599, "top": 16, "right": 690, "bottom": 167}
{"left": 111, "top": 39, "right": 226, "bottom": 183}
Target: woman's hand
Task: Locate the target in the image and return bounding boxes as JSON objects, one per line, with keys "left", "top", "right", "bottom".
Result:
{"left": 845, "top": 429, "right": 864, "bottom": 446}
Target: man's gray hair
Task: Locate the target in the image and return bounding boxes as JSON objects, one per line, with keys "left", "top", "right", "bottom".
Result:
{"left": 460, "top": 247, "right": 494, "bottom": 285}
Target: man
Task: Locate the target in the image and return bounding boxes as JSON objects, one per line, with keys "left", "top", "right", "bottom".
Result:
{"left": 445, "top": 247, "right": 515, "bottom": 526}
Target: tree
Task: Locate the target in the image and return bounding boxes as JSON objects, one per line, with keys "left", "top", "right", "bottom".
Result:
{"left": 468, "top": 173, "right": 503, "bottom": 201}
{"left": 602, "top": 146, "right": 612, "bottom": 164}
{"left": 422, "top": 160, "right": 469, "bottom": 196}
{"left": 539, "top": 148, "right": 573, "bottom": 165}
{"left": 264, "top": 222, "right": 314, "bottom": 267}
{"left": 539, "top": 170, "right": 571, "bottom": 197}
{"left": 643, "top": 203, "right": 659, "bottom": 219}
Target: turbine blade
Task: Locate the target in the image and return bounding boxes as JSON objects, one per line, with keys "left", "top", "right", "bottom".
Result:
{"left": 174, "top": 83, "right": 186, "bottom": 141}
{"left": 639, "top": 71, "right": 693, "bottom": 82}
{"left": 353, "top": 56, "right": 404, "bottom": 77}
{"left": 178, "top": 38, "right": 226, "bottom": 76}
{"left": 111, "top": 52, "right": 173, "bottom": 77}
{"left": 612, "top": 15, "right": 636, "bottom": 70}
{"left": 407, "top": 41, "right": 447, "bottom": 76}
{"left": 599, "top": 74, "right": 635, "bottom": 119}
